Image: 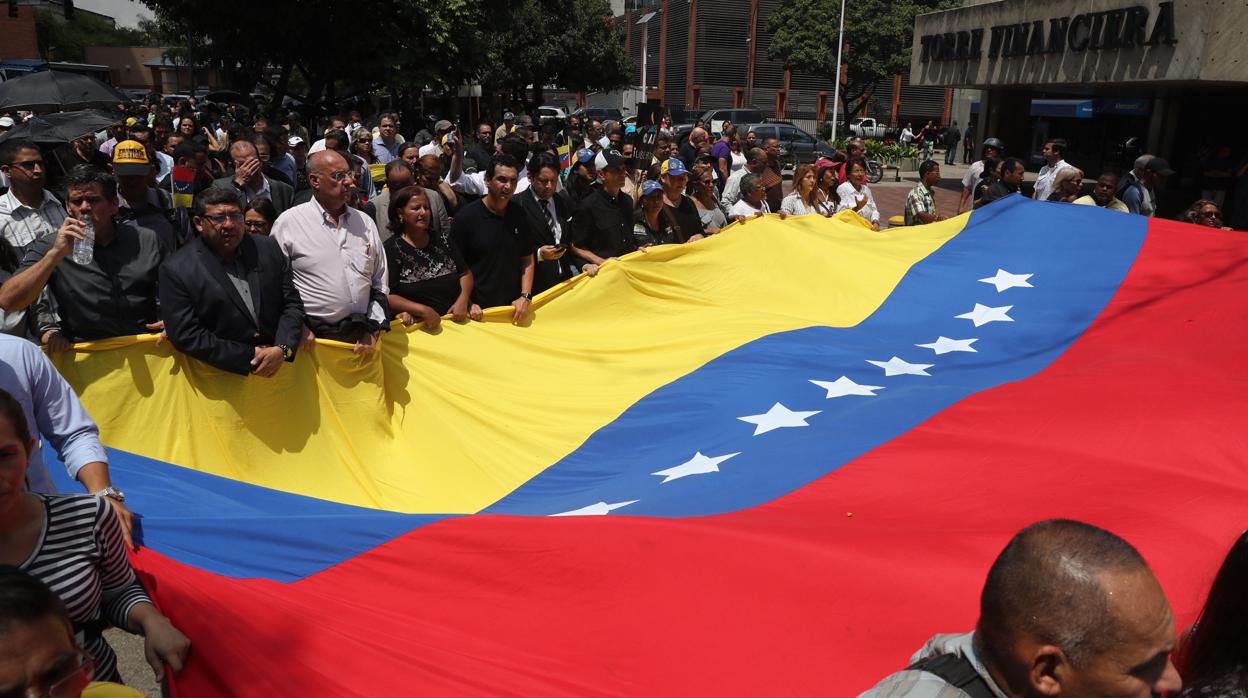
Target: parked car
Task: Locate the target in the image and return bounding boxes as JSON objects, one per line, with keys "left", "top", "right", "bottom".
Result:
{"left": 570, "top": 107, "right": 624, "bottom": 123}
{"left": 537, "top": 105, "right": 568, "bottom": 123}
{"left": 698, "top": 108, "right": 764, "bottom": 135}
{"left": 741, "top": 122, "right": 836, "bottom": 166}
{"left": 848, "top": 117, "right": 898, "bottom": 140}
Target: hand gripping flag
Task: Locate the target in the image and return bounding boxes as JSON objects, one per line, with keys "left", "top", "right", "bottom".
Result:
{"left": 47, "top": 196, "right": 1248, "bottom": 696}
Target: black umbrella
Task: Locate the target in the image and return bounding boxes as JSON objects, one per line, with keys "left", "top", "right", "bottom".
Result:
{"left": 0, "top": 71, "right": 132, "bottom": 112}
{"left": 0, "top": 110, "right": 122, "bottom": 144}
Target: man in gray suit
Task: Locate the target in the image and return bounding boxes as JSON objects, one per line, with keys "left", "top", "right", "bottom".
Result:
{"left": 211, "top": 139, "right": 294, "bottom": 216}
{"left": 372, "top": 158, "right": 449, "bottom": 241}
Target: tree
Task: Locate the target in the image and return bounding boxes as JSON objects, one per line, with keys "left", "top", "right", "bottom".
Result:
{"left": 766, "top": 0, "right": 957, "bottom": 126}
{"left": 34, "top": 10, "right": 156, "bottom": 62}
{"left": 484, "top": 0, "right": 631, "bottom": 111}
{"left": 139, "top": 0, "right": 504, "bottom": 115}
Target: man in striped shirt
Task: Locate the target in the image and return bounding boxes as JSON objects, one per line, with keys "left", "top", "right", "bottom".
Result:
{"left": 0, "top": 139, "right": 67, "bottom": 252}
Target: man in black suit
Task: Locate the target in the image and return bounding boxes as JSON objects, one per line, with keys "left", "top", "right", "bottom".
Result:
{"left": 158, "top": 187, "right": 304, "bottom": 376}
{"left": 513, "top": 152, "right": 575, "bottom": 293}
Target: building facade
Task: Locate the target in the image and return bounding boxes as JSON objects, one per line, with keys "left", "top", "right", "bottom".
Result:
{"left": 911, "top": 0, "right": 1248, "bottom": 211}
{"left": 614, "top": 0, "right": 951, "bottom": 129}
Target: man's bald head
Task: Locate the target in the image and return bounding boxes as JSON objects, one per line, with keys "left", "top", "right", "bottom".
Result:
{"left": 308, "top": 149, "right": 347, "bottom": 177}
{"left": 977, "top": 519, "right": 1152, "bottom": 669}
{"left": 229, "top": 139, "right": 257, "bottom": 160}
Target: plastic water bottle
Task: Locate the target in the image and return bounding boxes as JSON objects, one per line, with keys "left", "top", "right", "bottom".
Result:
{"left": 71, "top": 218, "right": 94, "bottom": 265}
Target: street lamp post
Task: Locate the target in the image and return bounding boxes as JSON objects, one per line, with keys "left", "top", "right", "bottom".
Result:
{"left": 830, "top": 0, "right": 846, "bottom": 142}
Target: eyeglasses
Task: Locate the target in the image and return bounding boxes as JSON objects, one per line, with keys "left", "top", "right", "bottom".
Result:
{"left": 1198, "top": 210, "right": 1220, "bottom": 220}
{"left": 19, "top": 648, "right": 94, "bottom": 698}
{"left": 204, "top": 213, "right": 244, "bottom": 225}
{"left": 11, "top": 160, "right": 43, "bottom": 171}
{"left": 314, "top": 170, "right": 354, "bottom": 182}
{"left": 243, "top": 219, "right": 269, "bottom": 229}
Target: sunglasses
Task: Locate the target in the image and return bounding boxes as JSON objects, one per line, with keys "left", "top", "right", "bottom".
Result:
{"left": 10, "top": 160, "right": 43, "bottom": 171}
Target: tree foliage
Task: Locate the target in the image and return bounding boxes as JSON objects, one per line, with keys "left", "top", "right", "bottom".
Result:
{"left": 34, "top": 11, "right": 157, "bottom": 62}
{"left": 138, "top": 0, "right": 629, "bottom": 115}
{"left": 766, "top": 0, "right": 957, "bottom": 122}
{"left": 485, "top": 0, "right": 632, "bottom": 109}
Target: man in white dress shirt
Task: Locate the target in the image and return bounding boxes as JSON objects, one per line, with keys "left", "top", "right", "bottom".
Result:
{"left": 270, "top": 150, "right": 388, "bottom": 357}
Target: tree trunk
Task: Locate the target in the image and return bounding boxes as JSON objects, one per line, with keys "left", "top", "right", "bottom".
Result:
{"left": 530, "top": 83, "right": 545, "bottom": 112}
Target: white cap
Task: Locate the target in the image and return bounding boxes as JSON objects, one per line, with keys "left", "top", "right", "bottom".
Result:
{"left": 0, "top": 116, "right": 14, "bottom": 128}
{"left": 287, "top": 135, "right": 305, "bottom": 147}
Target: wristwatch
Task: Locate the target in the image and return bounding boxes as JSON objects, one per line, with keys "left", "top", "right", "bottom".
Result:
{"left": 279, "top": 344, "right": 294, "bottom": 361}
{"left": 519, "top": 291, "right": 533, "bottom": 301}
{"left": 92, "top": 487, "right": 126, "bottom": 502}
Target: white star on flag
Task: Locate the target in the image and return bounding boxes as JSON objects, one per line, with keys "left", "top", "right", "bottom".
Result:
{"left": 738, "top": 403, "right": 821, "bottom": 435}
{"left": 866, "top": 356, "right": 933, "bottom": 377}
{"left": 916, "top": 337, "right": 979, "bottom": 355}
{"left": 551, "top": 500, "right": 640, "bottom": 516}
{"left": 979, "top": 269, "right": 1034, "bottom": 292}
{"left": 956, "top": 303, "right": 1014, "bottom": 327}
{"left": 652, "top": 451, "right": 741, "bottom": 483}
{"left": 809, "top": 376, "right": 884, "bottom": 398}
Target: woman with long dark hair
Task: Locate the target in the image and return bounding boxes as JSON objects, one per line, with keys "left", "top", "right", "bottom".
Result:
{"left": 1177, "top": 530, "right": 1248, "bottom": 696}
{"left": 384, "top": 186, "right": 477, "bottom": 329}
{"left": 815, "top": 157, "right": 840, "bottom": 215}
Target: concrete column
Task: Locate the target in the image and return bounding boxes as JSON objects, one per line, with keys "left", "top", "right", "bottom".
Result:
{"left": 684, "top": 0, "right": 698, "bottom": 107}
{"left": 658, "top": 0, "right": 669, "bottom": 103}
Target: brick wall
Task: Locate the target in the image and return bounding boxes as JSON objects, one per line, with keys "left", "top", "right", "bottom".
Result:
{"left": 0, "top": 5, "right": 41, "bottom": 60}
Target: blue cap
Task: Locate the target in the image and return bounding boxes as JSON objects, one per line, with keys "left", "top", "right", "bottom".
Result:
{"left": 574, "top": 148, "right": 596, "bottom": 164}
{"left": 660, "top": 158, "right": 687, "bottom": 176}
{"left": 641, "top": 180, "right": 663, "bottom": 197}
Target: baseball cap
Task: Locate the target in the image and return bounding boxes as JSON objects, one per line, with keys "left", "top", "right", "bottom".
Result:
{"left": 595, "top": 149, "right": 626, "bottom": 170}
{"left": 111, "top": 140, "right": 151, "bottom": 176}
{"left": 660, "top": 158, "right": 687, "bottom": 176}
{"left": 287, "top": 135, "right": 305, "bottom": 147}
{"left": 1145, "top": 157, "right": 1175, "bottom": 176}
{"left": 434, "top": 119, "right": 453, "bottom": 133}
{"left": 503, "top": 111, "right": 515, "bottom": 121}
{"left": 574, "top": 148, "right": 597, "bottom": 165}
{"left": 0, "top": 116, "right": 14, "bottom": 128}
{"left": 641, "top": 180, "right": 663, "bottom": 197}
{"left": 125, "top": 117, "right": 138, "bottom": 126}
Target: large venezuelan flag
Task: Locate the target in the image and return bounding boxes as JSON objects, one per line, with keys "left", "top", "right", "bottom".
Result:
{"left": 47, "top": 195, "right": 1248, "bottom": 696}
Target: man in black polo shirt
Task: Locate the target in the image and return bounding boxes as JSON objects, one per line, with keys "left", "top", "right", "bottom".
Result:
{"left": 450, "top": 154, "right": 535, "bottom": 325}
{"left": 570, "top": 150, "right": 635, "bottom": 277}
{"left": 0, "top": 166, "right": 165, "bottom": 341}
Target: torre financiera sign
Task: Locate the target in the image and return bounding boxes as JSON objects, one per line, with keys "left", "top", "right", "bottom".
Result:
{"left": 917, "top": 2, "right": 1178, "bottom": 64}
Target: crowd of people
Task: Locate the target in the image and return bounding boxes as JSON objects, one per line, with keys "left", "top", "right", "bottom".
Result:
{"left": 1, "top": 98, "right": 1246, "bottom": 695}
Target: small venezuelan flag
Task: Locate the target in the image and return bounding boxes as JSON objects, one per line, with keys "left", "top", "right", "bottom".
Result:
{"left": 171, "top": 166, "right": 195, "bottom": 209}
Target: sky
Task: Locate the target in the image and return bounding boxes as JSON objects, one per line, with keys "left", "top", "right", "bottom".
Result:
{"left": 75, "top": 0, "right": 153, "bottom": 28}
